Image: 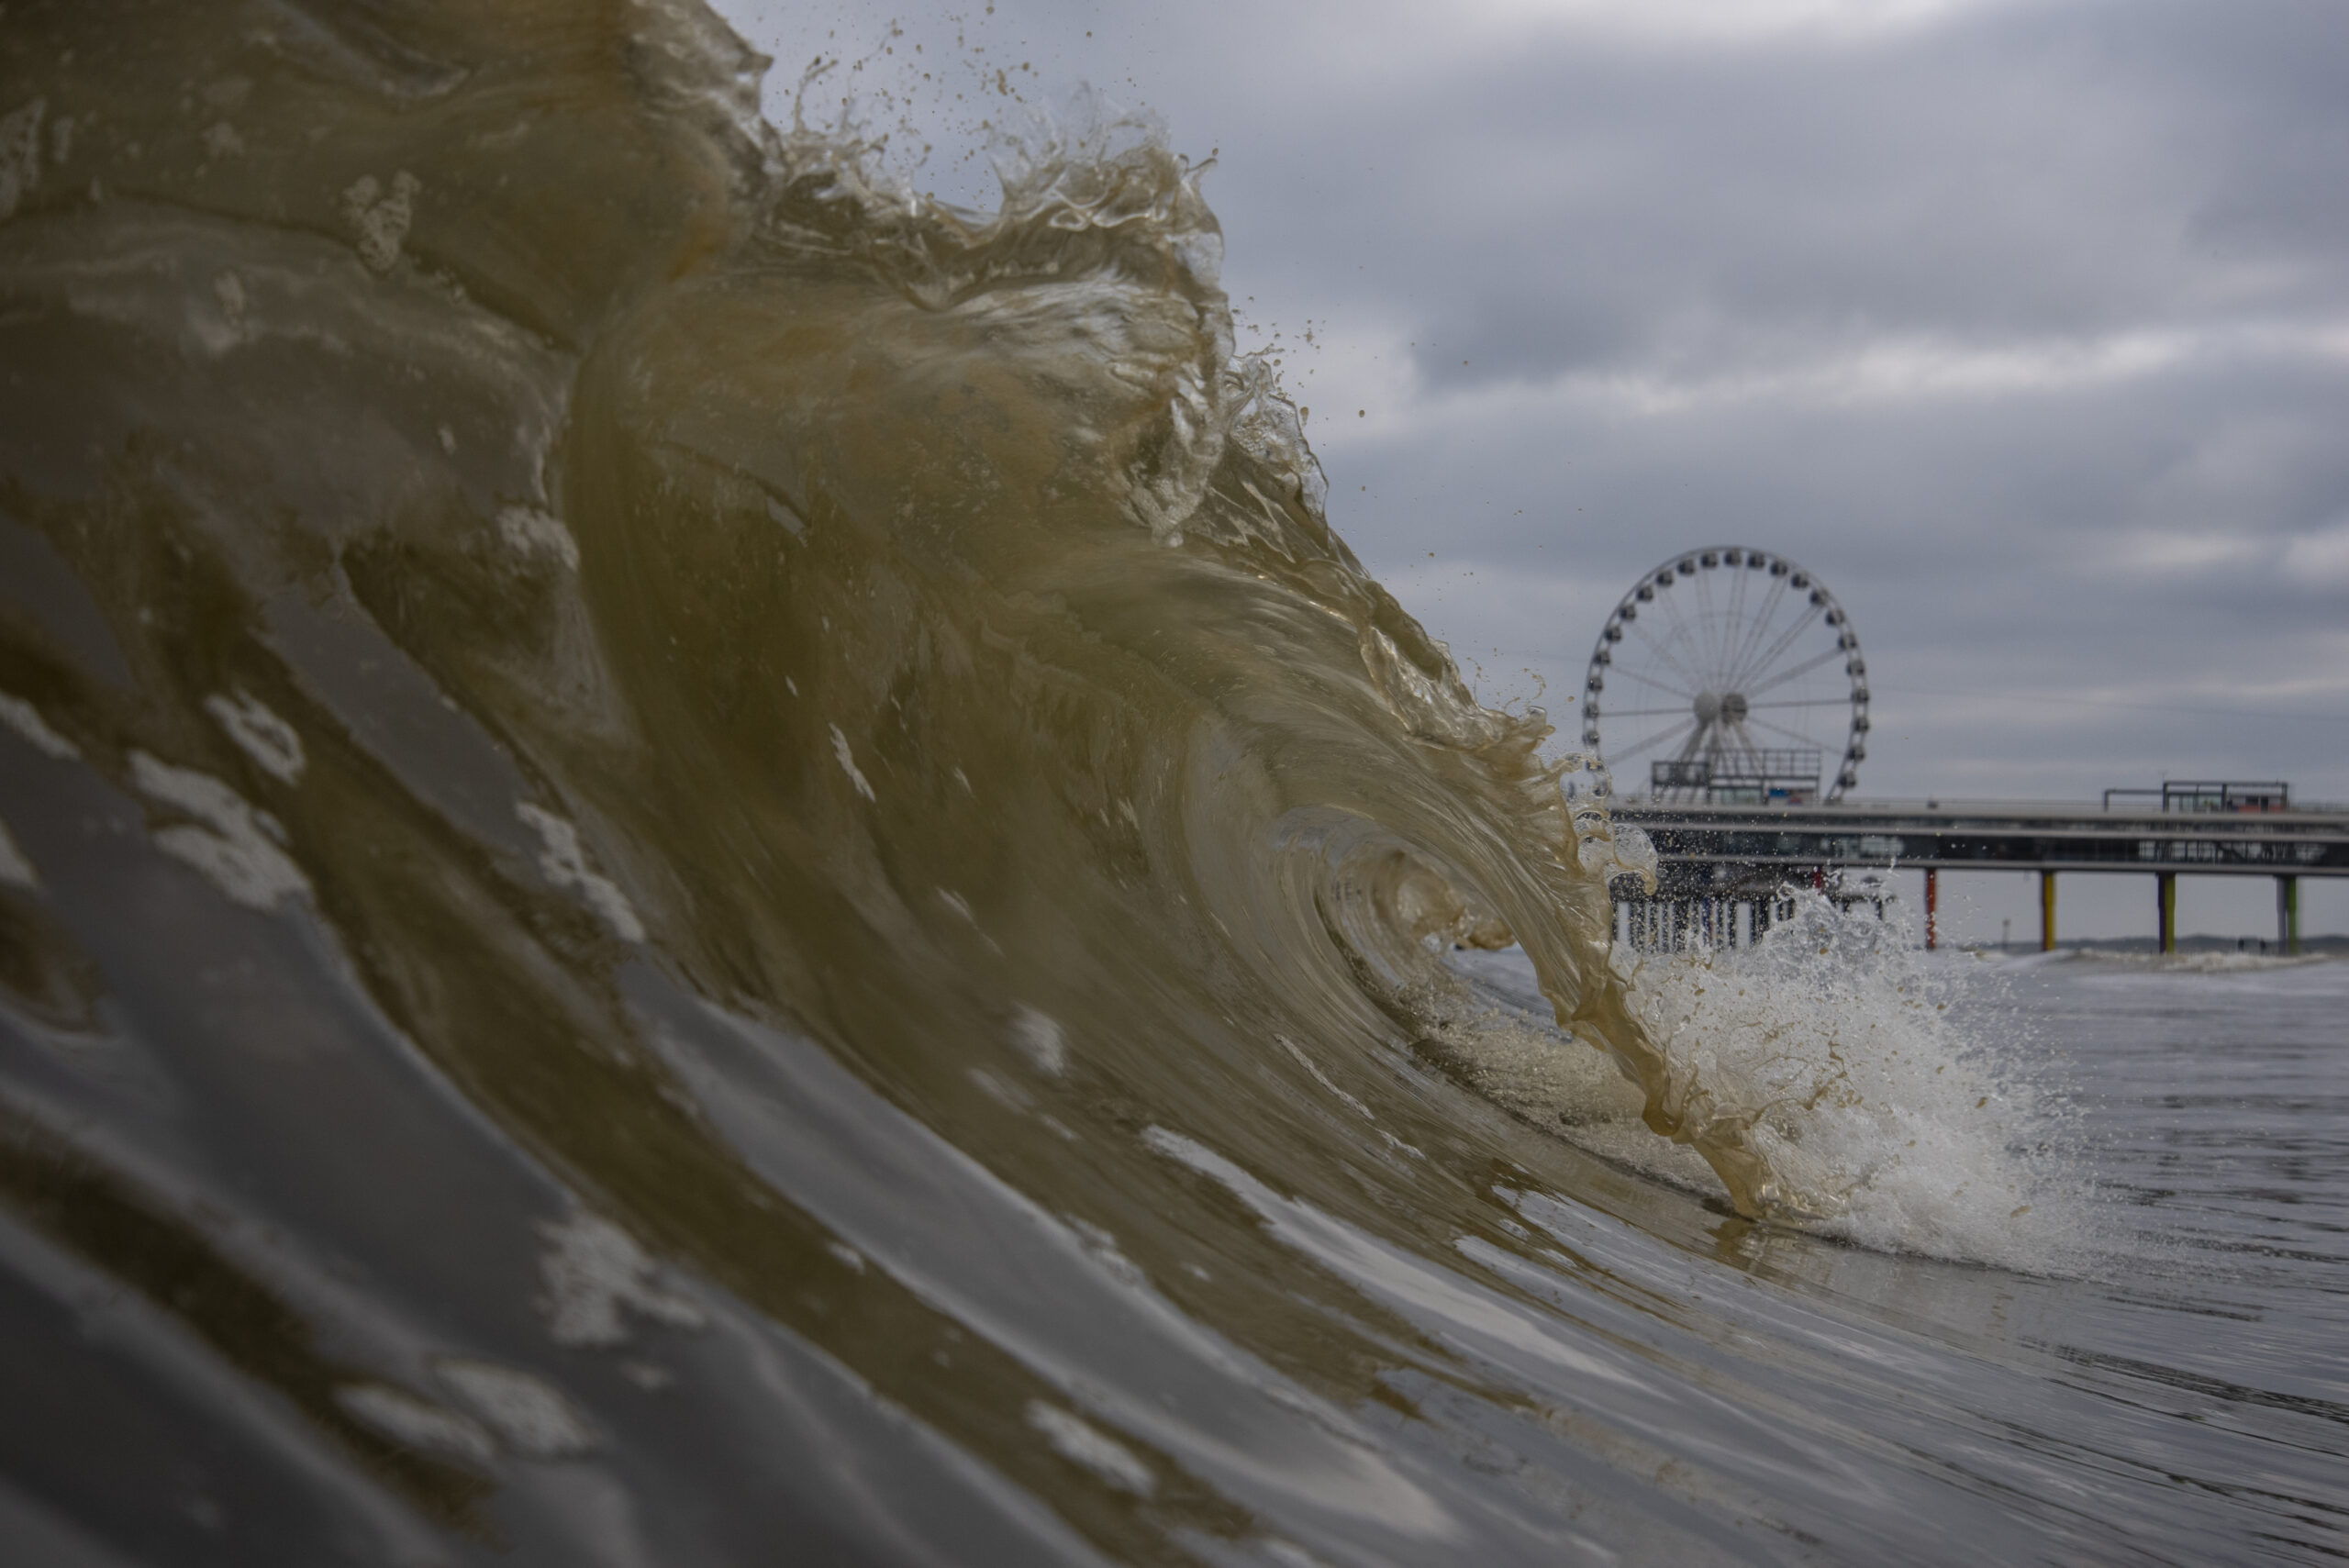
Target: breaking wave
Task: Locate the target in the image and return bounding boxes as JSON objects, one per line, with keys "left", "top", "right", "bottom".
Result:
{"left": 0, "top": 4, "right": 2107, "bottom": 1561}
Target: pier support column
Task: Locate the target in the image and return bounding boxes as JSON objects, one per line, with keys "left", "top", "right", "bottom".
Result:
{"left": 2040, "top": 871, "right": 2057, "bottom": 952}
{"left": 2278, "top": 874, "right": 2300, "bottom": 956}
{"left": 1924, "top": 868, "right": 1939, "bottom": 951}
{"left": 2157, "top": 872, "right": 2176, "bottom": 955}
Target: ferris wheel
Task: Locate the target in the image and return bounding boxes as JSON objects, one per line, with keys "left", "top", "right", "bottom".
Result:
{"left": 1581, "top": 547, "right": 1868, "bottom": 804}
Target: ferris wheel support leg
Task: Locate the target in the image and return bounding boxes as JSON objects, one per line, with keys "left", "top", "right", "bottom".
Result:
{"left": 2040, "top": 871, "right": 2057, "bottom": 953}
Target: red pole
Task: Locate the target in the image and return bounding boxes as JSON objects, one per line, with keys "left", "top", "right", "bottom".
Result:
{"left": 1925, "top": 867, "right": 1939, "bottom": 951}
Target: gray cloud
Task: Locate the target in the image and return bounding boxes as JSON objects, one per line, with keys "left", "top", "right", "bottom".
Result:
{"left": 724, "top": 0, "right": 2349, "bottom": 929}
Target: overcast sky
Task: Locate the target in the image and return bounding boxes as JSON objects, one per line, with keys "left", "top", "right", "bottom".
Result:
{"left": 717, "top": 0, "right": 2347, "bottom": 938}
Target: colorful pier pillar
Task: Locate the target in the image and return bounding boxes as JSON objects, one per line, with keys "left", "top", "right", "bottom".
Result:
{"left": 1924, "top": 867, "right": 1939, "bottom": 951}
{"left": 2278, "top": 874, "right": 2300, "bottom": 956}
{"left": 2157, "top": 872, "right": 2177, "bottom": 955}
{"left": 2040, "top": 870, "right": 2057, "bottom": 952}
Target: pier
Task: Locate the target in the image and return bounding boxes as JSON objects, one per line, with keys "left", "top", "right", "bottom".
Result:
{"left": 1606, "top": 795, "right": 2349, "bottom": 954}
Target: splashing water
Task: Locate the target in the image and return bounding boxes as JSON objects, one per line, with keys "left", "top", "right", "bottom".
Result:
{"left": 1443, "top": 890, "right": 2081, "bottom": 1271}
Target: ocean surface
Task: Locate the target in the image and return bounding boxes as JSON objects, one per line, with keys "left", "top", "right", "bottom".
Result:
{"left": 2, "top": 2, "right": 2344, "bottom": 1562}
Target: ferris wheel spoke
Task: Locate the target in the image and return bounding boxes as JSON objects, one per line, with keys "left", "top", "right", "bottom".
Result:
{"left": 1591, "top": 705, "right": 1692, "bottom": 717}
{"left": 1723, "top": 568, "right": 1751, "bottom": 674}
{"left": 1693, "top": 569, "right": 1724, "bottom": 676}
{"left": 1630, "top": 614, "right": 1713, "bottom": 695}
{"left": 1728, "top": 606, "right": 1821, "bottom": 695}
{"left": 1607, "top": 717, "right": 1698, "bottom": 763}
{"left": 1710, "top": 580, "right": 1742, "bottom": 680}
{"left": 1744, "top": 644, "right": 1847, "bottom": 698}
{"left": 1751, "top": 715, "right": 1831, "bottom": 749}
{"left": 1643, "top": 593, "right": 1715, "bottom": 691}
{"left": 1724, "top": 577, "right": 1792, "bottom": 686}
{"left": 1744, "top": 697, "right": 1854, "bottom": 709}
{"left": 1730, "top": 723, "right": 1778, "bottom": 774}
{"left": 1609, "top": 665, "right": 1698, "bottom": 701}
{"left": 1727, "top": 611, "right": 1811, "bottom": 696}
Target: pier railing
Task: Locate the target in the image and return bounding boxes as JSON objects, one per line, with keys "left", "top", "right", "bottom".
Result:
{"left": 1604, "top": 798, "right": 2349, "bottom": 955}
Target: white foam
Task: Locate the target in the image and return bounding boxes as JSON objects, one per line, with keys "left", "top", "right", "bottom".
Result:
{"left": 0, "top": 693, "right": 78, "bottom": 759}
{"left": 496, "top": 505, "right": 580, "bottom": 570}
{"left": 1277, "top": 1033, "right": 1375, "bottom": 1123}
{"left": 1025, "top": 1401, "right": 1155, "bottom": 1496}
{"left": 2071, "top": 949, "right": 2326, "bottom": 975}
{"left": 517, "top": 804, "right": 644, "bottom": 942}
{"left": 129, "top": 752, "right": 309, "bottom": 910}
{"left": 334, "top": 1383, "right": 495, "bottom": 1465}
{"left": 204, "top": 689, "right": 305, "bottom": 783}
{"left": 1615, "top": 895, "right": 2073, "bottom": 1265}
{"left": 1010, "top": 1005, "right": 1067, "bottom": 1075}
{"left": 340, "top": 171, "right": 419, "bottom": 273}
{"left": 0, "top": 816, "right": 37, "bottom": 890}
{"left": 433, "top": 1357, "right": 596, "bottom": 1458}
{"left": 1451, "top": 893, "right": 2082, "bottom": 1271}
{"left": 1066, "top": 1217, "right": 1148, "bottom": 1291}
{"left": 829, "top": 725, "right": 876, "bottom": 802}
{"left": 538, "top": 1211, "right": 706, "bottom": 1348}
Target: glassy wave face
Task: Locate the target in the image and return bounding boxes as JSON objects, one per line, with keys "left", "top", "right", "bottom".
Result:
{"left": 3, "top": 4, "right": 2343, "bottom": 1562}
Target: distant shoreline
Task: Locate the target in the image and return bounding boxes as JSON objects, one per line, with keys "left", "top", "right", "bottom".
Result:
{"left": 1955, "top": 934, "right": 2345, "bottom": 957}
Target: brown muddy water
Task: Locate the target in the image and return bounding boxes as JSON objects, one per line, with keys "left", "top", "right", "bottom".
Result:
{"left": 0, "top": 3, "right": 2343, "bottom": 1562}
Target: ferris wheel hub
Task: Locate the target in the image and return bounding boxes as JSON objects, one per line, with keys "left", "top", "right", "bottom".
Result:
{"left": 1690, "top": 692, "right": 1747, "bottom": 724}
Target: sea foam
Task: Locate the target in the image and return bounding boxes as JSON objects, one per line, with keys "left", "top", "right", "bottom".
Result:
{"left": 1442, "top": 890, "right": 2086, "bottom": 1272}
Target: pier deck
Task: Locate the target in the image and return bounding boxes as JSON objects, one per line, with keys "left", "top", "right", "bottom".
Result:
{"left": 1603, "top": 799, "right": 2349, "bottom": 952}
